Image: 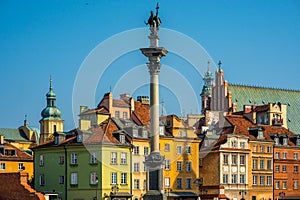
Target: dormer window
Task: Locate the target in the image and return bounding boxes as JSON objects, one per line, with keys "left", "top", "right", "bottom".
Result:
{"left": 297, "top": 137, "right": 300, "bottom": 146}
{"left": 283, "top": 137, "right": 288, "bottom": 145}
{"left": 258, "top": 129, "right": 264, "bottom": 139}
{"left": 159, "top": 126, "right": 164, "bottom": 136}
{"left": 274, "top": 137, "right": 279, "bottom": 145}
{"left": 120, "top": 135, "right": 125, "bottom": 143}
{"left": 77, "top": 134, "right": 83, "bottom": 143}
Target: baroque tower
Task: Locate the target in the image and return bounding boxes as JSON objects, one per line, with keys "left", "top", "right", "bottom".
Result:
{"left": 200, "top": 61, "right": 213, "bottom": 114}
{"left": 39, "top": 77, "right": 64, "bottom": 144}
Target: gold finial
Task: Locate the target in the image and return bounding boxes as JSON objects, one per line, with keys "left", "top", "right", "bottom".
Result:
{"left": 50, "top": 75, "right": 53, "bottom": 89}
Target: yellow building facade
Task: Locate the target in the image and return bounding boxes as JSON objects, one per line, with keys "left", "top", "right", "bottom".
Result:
{"left": 161, "top": 115, "right": 201, "bottom": 199}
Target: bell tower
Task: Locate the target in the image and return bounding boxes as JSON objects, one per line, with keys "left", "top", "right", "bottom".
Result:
{"left": 39, "top": 77, "right": 64, "bottom": 144}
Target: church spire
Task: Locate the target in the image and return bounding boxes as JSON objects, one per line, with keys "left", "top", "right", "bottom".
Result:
{"left": 200, "top": 61, "right": 214, "bottom": 114}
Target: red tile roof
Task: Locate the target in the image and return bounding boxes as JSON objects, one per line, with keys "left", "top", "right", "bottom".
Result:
{"left": 0, "top": 142, "right": 33, "bottom": 161}
{"left": 133, "top": 101, "right": 150, "bottom": 126}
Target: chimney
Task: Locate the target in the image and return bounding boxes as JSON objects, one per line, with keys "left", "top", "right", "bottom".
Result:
{"left": 80, "top": 106, "right": 88, "bottom": 114}
{"left": 120, "top": 93, "right": 130, "bottom": 101}
{"left": 137, "top": 96, "right": 150, "bottom": 105}
{"left": 243, "top": 105, "right": 252, "bottom": 113}
{"left": 0, "top": 135, "right": 4, "bottom": 145}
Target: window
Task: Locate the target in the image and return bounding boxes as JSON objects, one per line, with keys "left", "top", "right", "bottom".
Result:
{"left": 186, "top": 161, "right": 192, "bottom": 172}
{"left": 223, "top": 174, "right": 228, "bottom": 184}
{"left": 144, "top": 147, "right": 149, "bottom": 155}
{"left": 258, "top": 130, "right": 264, "bottom": 139}
{"left": 283, "top": 152, "right": 287, "bottom": 159}
{"left": 71, "top": 173, "right": 77, "bottom": 185}
{"left": 5, "top": 149, "right": 16, "bottom": 156}
{"left": 71, "top": 153, "right": 77, "bottom": 165}
{"left": 283, "top": 138, "right": 288, "bottom": 145}
{"left": 275, "top": 181, "right": 280, "bottom": 189}
{"left": 39, "top": 155, "right": 44, "bottom": 166}
{"left": 159, "top": 126, "right": 164, "bottom": 135}
{"left": 231, "top": 140, "right": 237, "bottom": 148}
{"left": 176, "top": 178, "right": 182, "bottom": 189}
{"left": 134, "top": 179, "right": 140, "bottom": 189}
{"left": 186, "top": 178, "right": 192, "bottom": 189}
{"left": 178, "top": 131, "right": 182, "bottom": 137}
{"left": 283, "top": 181, "right": 287, "bottom": 189}
{"left": 275, "top": 152, "right": 280, "bottom": 159}
{"left": 260, "top": 145, "right": 265, "bottom": 153}
{"left": 39, "top": 174, "right": 45, "bottom": 186}
{"left": 267, "top": 160, "right": 272, "bottom": 170}
{"left": 232, "top": 155, "right": 237, "bottom": 165}
{"left": 232, "top": 174, "right": 237, "bottom": 184}
{"left": 260, "top": 176, "right": 265, "bottom": 186}
{"left": 121, "top": 173, "right": 127, "bottom": 184}
{"left": 267, "top": 146, "right": 272, "bottom": 153}
{"left": 18, "top": 163, "right": 24, "bottom": 170}
{"left": 111, "top": 152, "right": 117, "bottom": 164}
{"left": 177, "top": 161, "right": 183, "bottom": 171}
{"left": 183, "top": 131, "right": 187, "bottom": 137}
{"left": 294, "top": 166, "right": 298, "bottom": 173}
{"left": 123, "top": 112, "right": 128, "bottom": 119}
{"left": 90, "top": 152, "right": 97, "bottom": 164}
{"left": 177, "top": 146, "right": 182, "bottom": 154}
{"left": 253, "top": 176, "right": 258, "bottom": 185}
{"left": 120, "top": 135, "right": 125, "bottom": 143}
{"left": 275, "top": 137, "right": 279, "bottom": 145}
{"left": 240, "top": 155, "right": 245, "bottom": 165}
{"left": 59, "top": 156, "right": 64, "bottom": 165}
{"left": 260, "top": 160, "right": 265, "bottom": 170}
{"left": 165, "top": 177, "right": 170, "bottom": 188}
{"left": 115, "top": 111, "right": 120, "bottom": 118}
{"left": 134, "top": 163, "right": 140, "bottom": 172}
{"left": 240, "top": 174, "right": 245, "bottom": 184}
{"left": 223, "top": 154, "right": 228, "bottom": 165}
{"left": 0, "top": 163, "right": 6, "bottom": 170}
{"left": 275, "top": 165, "right": 280, "bottom": 172}
{"left": 121, "top": 152, "right": 127, "bottom": 164}
{"left": 294, "top": 153, "right": 298, "bottom": 160}
{"left": 282, "top": 165, "right": 287, "bottom": 173}
{"left": 240, "top": 142, "right": 245, "bottom": 148}
{"left": 267, "top": 176, "right": 272, "bottom": 186}
{"left": 90, "top": 172, "right": 98, "bottom": 185}
{"left": 111, "top": 172, "right": 117, "bottom": 184}
{"left": 59, "top": 175, "right": 64, "bottom": 184}
{"left": 253, "top": 159, "right": 258, "bottom": 170}
{"left": 165, "top": 160, "right": 170, "bottom": 170}
{"left": 254, "top": 145, "right": 258, "bottom": 152}
{"left": 133, "top": 146, "right": 139, "bottom": 155}
{"left": 186, "top": 146, "right": 191, "bottom": 154}
{"left": 294, "top": 181, "right": 298, "bottom": 189}
{"left": 164, "top": 144, "right": 170, "bottom": 152}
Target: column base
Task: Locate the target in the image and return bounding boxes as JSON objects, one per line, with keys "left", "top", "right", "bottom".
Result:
{"left": 143, "top": 190, "right": 167, "bottom": 200}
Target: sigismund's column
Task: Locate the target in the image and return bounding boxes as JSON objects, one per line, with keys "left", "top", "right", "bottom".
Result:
{"left": 140, "top": 4, "right": 168, "bottom": 200}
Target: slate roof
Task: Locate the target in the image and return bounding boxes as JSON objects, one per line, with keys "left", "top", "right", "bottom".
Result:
{"left": 228, "top": 84, "right": 300, "bottom": 134}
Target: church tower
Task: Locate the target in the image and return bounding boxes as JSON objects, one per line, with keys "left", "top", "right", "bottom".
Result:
{"left": 39, "top": 77, "right": 64, "bottom": 144}
{"left": 200, "top": 61, "right": 213, "bottom": 113}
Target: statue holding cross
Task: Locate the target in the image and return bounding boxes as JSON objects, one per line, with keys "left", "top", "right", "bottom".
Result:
{"left": 145, "top": 3, "right": 161, "bottom": 28}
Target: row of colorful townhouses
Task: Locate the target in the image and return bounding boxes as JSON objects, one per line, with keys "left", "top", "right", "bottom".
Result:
{"left": 1, "top": 65, "right": 300, "bottom": 200}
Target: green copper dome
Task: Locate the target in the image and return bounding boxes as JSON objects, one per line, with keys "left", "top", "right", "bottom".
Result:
{"left": 41, "top": 107, "right": 62, "bottom": 119}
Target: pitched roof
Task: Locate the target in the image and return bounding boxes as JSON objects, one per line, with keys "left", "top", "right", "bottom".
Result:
{"left": 210, "top": 114, "right": 296, "bottom": 149}
{"left": 0, "top": 142, "right": 33, "bottom": 161}
{"left": 0, "top": 128, "right": 29, "bottom": 142}
{"left": 229, "top": 84, "right": 300, "bottom": 134}
{"left": 132, "top": 101, "right": 150, "bottom": 126}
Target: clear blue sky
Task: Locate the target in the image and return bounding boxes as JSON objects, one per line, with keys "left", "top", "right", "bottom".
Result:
{"left": 0, "top": 0, "right": 299, "bottom": 130}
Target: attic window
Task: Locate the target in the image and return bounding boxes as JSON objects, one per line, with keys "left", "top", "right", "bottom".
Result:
{"left": 159, "top": 126, "right": 164, "bottom": 136}
{"left": 274, "top": 137, "right": 279, "bottom": 145}
{"left": 77, "top": 135, "right": 83, "bottom": 143}
{"left": 258, "top": 130, "right": 264, "bottom": 139}
{"left": 120, "top": 135, "right": 125, "bottom": 143}
{"left": 4, "top": 149, "right": 16, "bottom": 156}
{"left": 283, "top": 137, "right": 288, "bottom": 145}
{"left": 297, "top": 138, "right": 300, "bottom": 146}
